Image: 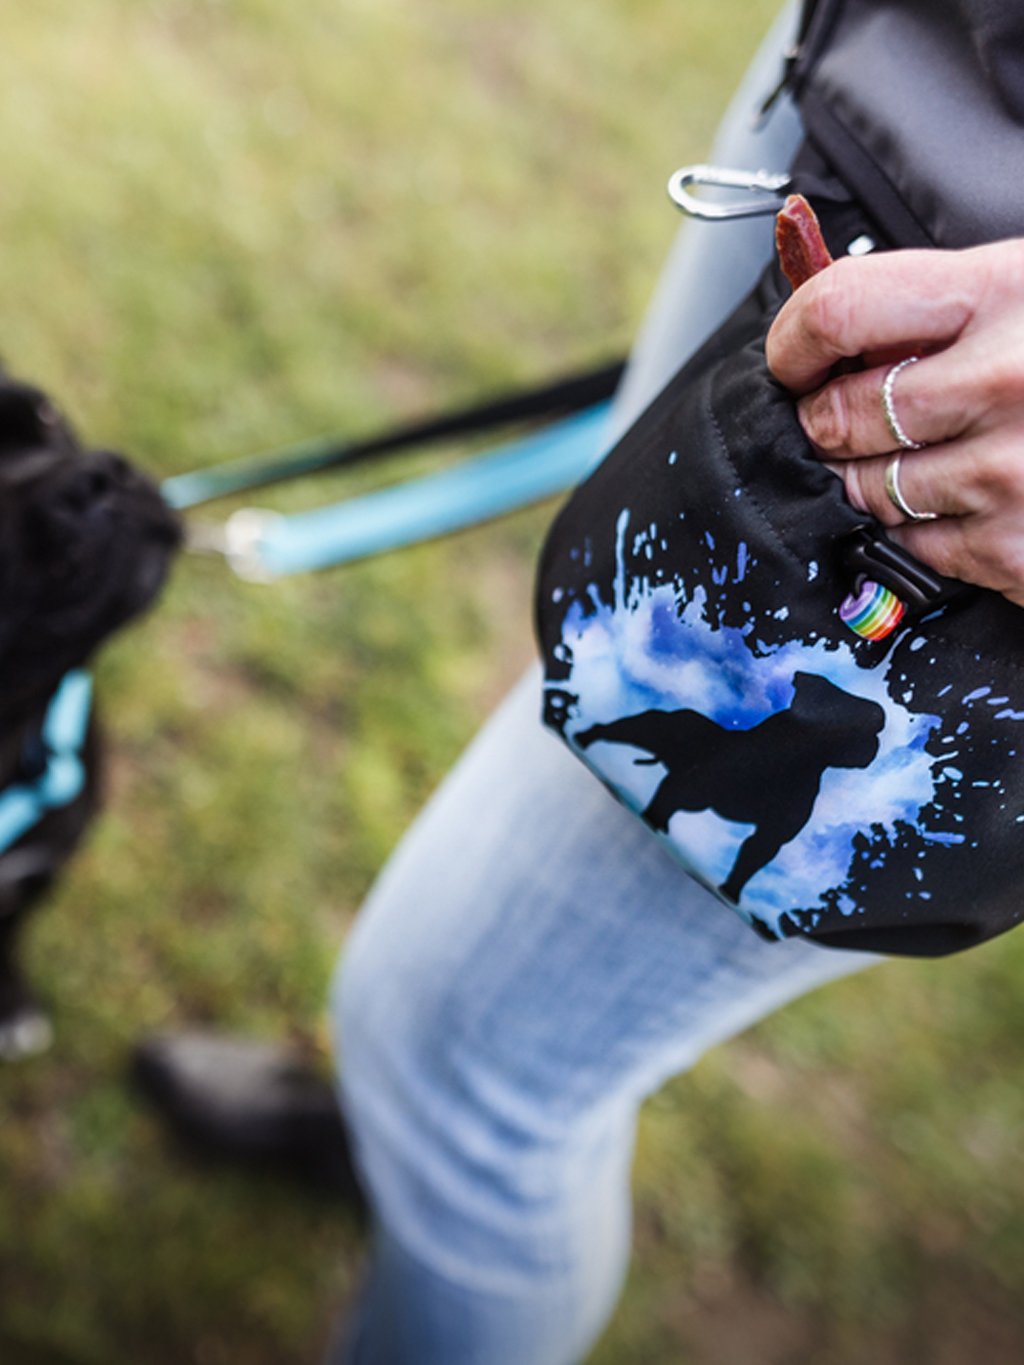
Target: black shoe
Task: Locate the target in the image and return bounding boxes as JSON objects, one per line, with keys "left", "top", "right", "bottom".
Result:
{"left": 131, "top": 1032, "right": 365, "bottom": 1209}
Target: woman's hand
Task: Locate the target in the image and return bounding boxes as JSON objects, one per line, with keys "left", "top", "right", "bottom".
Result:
{"left": 765, "top": 239, "right": 1024, "bottom": 608}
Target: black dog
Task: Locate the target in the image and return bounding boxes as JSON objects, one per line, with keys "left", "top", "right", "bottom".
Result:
{"left": 576, "top": 671, "right": 885, "bottom": 903}
{"left": 0, "top": 373, "right": 180, "bottom": 1057}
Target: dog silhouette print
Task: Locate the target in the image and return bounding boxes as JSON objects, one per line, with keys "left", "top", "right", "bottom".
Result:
{"left": 575, "top": 672, "right": 885, "bottom": 903}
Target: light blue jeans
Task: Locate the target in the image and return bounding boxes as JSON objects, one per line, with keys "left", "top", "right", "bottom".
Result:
{"left": 332, "top": 8, "right": 882, "bottom": 1362}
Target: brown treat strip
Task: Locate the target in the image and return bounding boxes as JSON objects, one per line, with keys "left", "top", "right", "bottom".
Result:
{"left": 775, "top": 193, "right": 834, "bottom": 292}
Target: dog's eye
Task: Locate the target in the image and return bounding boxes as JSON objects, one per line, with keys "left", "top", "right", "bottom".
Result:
{"left": 35, "top": 399, "right": 61, "bottom": 429}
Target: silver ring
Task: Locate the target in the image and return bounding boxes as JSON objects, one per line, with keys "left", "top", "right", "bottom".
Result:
{"left": 881, "top": 355, "right": 927, "bottom": 450}
{"left": 884, "top": 452, "right": 938, "bottom": 523}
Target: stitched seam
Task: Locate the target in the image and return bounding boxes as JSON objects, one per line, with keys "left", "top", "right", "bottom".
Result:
{"left": 705, "top": 383, "right": 825, "bottom": 572}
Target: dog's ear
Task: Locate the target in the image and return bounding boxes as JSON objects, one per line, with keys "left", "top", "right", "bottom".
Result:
{"left": 0, "top": 380, "right": 78, "bottom": 461}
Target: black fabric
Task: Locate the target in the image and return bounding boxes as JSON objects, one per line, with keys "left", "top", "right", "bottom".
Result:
{"left": 535, "top": 193, "right": 1024, "bottom": 958}
{"left": 791, "top": 0, "right": 1024, "bottom": 248}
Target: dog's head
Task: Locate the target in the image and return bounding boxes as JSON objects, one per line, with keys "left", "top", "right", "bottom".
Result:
{"left": 0, "top": 375, "right": 181, "bottom": 723}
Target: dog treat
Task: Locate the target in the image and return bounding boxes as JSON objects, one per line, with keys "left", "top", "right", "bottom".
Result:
{"left": 774, "top": 197, "right": 907, "bottom": 640}
{"left": 775, "top": 194, "right": 833, "bottom": 291}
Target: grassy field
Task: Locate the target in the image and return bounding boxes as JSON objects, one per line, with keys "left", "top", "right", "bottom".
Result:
{"left": 1, "top": 1, "right": 1023, "bottom": 1362}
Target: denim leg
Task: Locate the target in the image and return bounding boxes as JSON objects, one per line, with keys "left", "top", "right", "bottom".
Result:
{"left": 332, "top": 673, "right": 878, "bottom": 1365}
{"left": 330, "top": 7, "right": 876, "bottom": 1363}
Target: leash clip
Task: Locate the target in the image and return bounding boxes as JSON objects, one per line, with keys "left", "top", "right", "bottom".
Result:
{"left": 183, "top": 509, "right": 281, "bottom": 582}
{"left": 667, "top": 165, "right": 791, "bottom": 221}
{"left": 184, "top": 520, "right": 230, "bottom": 556}
{"left": 223, "top": 508, "right": 282, "bottom": 583}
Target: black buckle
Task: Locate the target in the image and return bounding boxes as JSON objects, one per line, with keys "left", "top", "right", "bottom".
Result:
{"left": 839, "top": 527, "right": 964, "bottom": 614}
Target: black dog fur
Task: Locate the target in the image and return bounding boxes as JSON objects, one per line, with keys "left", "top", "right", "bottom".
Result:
{"left": 0, "top": 373, "right": 180, "bottom": 1057}
{"left": 576, "top": 671, "right": 886, "bottom": 903}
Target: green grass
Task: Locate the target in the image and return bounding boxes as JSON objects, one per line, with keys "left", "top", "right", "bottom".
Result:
{"left": 2, "top": 1, "right": 1023, "bottom": 1361}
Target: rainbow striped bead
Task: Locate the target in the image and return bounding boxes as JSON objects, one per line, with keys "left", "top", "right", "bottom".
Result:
{"left": 839, "top": 579, "right": 906, "bottom": 640}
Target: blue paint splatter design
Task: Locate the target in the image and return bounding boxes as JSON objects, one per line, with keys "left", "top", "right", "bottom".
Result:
{"left": 547, "top": 510, "right": 950, "bottom": 937}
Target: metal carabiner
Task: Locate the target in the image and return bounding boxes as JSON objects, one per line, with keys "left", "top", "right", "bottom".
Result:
{"left": 667, "top": 164, "right": 791, "bottom": 222}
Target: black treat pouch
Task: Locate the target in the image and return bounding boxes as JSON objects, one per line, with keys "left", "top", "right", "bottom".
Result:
{"left": 535, "top": 191, "right": 1024, "bottom": 958}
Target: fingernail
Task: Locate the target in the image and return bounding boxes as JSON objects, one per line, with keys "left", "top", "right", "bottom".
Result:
{"left": 796, "top": 397, "right": 816, "bottom": 442}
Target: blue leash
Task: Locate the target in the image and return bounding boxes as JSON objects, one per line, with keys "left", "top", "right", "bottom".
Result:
{"left": 163, "top": 360, "right": 623, "bottom": 515}
{"left": 170, "top": 361, "right": 622, "bottom": 579}
{"left": 208, "top": 402, "right": 613, "bottom": 580}
{"left": 0, "top": 374, "right": 614, "bottom": 847}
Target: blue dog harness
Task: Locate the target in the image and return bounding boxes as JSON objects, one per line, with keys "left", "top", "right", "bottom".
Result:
{"left": 0, "top": 670, "right": 93, "bottom": 855}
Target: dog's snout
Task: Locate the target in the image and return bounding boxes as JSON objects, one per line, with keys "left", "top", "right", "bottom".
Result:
{"left": 76, "top": 465, "right": 115, "bottom": 505}
{"left": 41, "top": 463, "right": 116, "bottom": 521}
